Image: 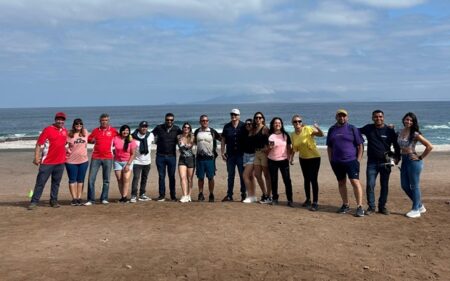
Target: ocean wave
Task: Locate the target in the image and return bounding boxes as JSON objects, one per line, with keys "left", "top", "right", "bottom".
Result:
{"left": 424, "top": 124, "right": 450, "bottom": 130}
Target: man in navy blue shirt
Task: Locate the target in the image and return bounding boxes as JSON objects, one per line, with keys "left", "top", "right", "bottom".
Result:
{"left": 220, "top": 108, "right": 246, "bottom": 202}
{"left": 360, "top": 110, "right": 400, "bottom": 215}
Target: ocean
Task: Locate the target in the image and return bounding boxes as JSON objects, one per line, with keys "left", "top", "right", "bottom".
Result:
{"left": 1, "top": 101, "right": 449, "bottom": 147}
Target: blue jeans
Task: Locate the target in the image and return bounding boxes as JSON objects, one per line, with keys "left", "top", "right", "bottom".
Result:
{"left": 30, "top": 164, "right": 65, "bottom": 203}
{"left": 226, "top": 154, "right": 245, "bottom": 198}
{"left": 156, "top": 155, "right": 177, "bottom": 198}
{"left": 87, "top": 158, "right": 113, "bottom": 202}
{"left": 366, "top": 161, "right": 391, "bottom": 209}
{"left": 400, "top": 155, "right": 423, "bottom": 211}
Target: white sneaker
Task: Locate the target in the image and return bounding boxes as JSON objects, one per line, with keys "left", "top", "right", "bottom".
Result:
{"left": 179, "top": 196, "right": 189, "bottom": 203}
{"left": 139, "top": 194, "right": 151, "bottom": 201}
{"left": 243, "top": 196, "right": 256, "bottom": 203}
{"left": 406, "top": 209, "right": 421, "bottom": 218}
{"left": 84, "top": 201, "right": 93, "bottom": 206}
{"left": 130, "top": 196, "right": 137, "bottom": 203}
{"left": 101, "top": 200, "right": 109, "bottom": 205}
{"left": 188, "top": 195, "right": 192, "bottom": 202}
{"left": 419, "top": 205, "right": 426, "bottom": 213}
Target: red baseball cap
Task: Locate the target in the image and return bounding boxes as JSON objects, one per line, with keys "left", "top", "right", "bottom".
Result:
{"left": 55, "top": 112, "right": 67, "bottom": 120}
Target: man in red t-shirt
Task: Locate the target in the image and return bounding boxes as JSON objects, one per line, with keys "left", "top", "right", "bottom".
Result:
{"left": 28, "top": 112, "right": 68, "bottom": 210}
{"left": 85, "top": 113, "right": 118, "bottom": 205}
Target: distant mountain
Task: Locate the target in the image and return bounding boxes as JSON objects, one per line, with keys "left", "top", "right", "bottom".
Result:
{"left": 198, "top": 91, "right": 349, "bottom": 104}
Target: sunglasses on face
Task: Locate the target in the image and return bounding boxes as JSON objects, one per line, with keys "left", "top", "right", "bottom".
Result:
{"left": 183, "top": 126, "right": 191, "bottom": 129}
{"left": 245, "top": 123, "right": 252, "bottom": 126}
{"left": 75, "top": 123, "right": 83, "bottom": 126}
{"left": 201, "top": 119, "right": 209, "bottom": 122}
{"left": 255, "top": 116, "right": 263, "bottom": 119}
{"left": 292, "top": 120, "right": 302, "bottom": 124}
{"left": 166, "top": 119, "right": 174, "bottom": 122}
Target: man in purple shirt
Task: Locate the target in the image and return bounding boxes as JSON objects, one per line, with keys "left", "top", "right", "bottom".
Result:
{"left": 327, "top": 109, "right": 365, "bottom": 217}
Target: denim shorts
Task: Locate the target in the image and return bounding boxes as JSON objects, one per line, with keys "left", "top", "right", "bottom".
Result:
{"left": 243, "top": 153, "right": 255, "bottom": 166}
{"left": 196, "top": 159, "right": 215, "bottom": 180}
{"left": 114, "top": 161, "right": 134, "bottom": 171}
{"left": 331, "top": 160, "right": 360, "bottom": 181}
{"left": 65, "top": 161, "right": 89, "bottom": 183}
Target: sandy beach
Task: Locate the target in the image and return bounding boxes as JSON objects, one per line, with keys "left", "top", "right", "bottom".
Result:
{"left": 0, "top": 148, "right": 449, "bottom": 281}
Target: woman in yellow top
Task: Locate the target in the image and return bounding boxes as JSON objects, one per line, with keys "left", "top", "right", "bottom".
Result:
{"left": 290, "top": 114, "right": 324, "bottom": 211}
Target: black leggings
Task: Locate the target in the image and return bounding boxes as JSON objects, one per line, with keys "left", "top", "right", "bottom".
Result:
{"left": 268, "top": 159, "right": 293, "bottom": 202}
{"left": 299, "top": 157, "right": 320, "bottom": 203}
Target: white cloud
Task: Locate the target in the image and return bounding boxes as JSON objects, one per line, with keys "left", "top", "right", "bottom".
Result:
{"left": 306, "top": 1, "right": 375, "bottom": 26}
{"left": 349, "top": 0, "right": 426, "bottom": 9}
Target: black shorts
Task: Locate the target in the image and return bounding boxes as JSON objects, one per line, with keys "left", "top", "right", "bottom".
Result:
{"left": 331, "top": 160, "right": 360, "bottom": 181}
{"left": 178, "top": 156, "right": 195, "bottom": 169}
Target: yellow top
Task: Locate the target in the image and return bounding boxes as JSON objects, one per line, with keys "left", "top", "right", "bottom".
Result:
{"left": 291, "top": 126, "right": 320, "bottom": 159}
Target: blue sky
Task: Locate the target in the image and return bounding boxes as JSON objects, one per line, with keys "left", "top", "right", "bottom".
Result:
{"left": 1, "top": 0, "right": 450, "bottom": 108}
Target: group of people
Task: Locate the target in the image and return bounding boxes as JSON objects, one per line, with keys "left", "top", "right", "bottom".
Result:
{"left": 27, "top": 108, "right": 433, "bottom": 218}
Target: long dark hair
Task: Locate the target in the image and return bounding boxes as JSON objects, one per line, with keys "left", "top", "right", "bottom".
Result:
{"left": 253, "top": 111, "right": 266, "bottom": 129}
{"left": 269, "top": 117, "right": 288, "bottom": 140}
{"left": 402, "top": 112, "right": 421, "bottom": 141}
{"left": 69, "top": 118, "right": 86, "bottom": 138}
{"left": 181, "top": 122, "right": 193, "bottom": 144}
{"left": 119, "top": 125, "right": 131, "bottom": 151}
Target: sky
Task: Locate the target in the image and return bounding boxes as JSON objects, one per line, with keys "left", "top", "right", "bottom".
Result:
{"left": 1, "top": 0, "right": 450, "bottom": 108}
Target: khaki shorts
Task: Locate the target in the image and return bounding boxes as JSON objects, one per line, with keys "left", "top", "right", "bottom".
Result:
{"left": 254, "top": 150, "right": 268, "bottom": 167}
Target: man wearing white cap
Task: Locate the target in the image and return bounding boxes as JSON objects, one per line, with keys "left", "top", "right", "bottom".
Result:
{"left": 221, "top": 108, "right": 246, "bottom": 202}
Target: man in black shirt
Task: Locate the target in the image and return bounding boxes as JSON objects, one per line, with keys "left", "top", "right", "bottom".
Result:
{"left": 152, "top": 113, "right": 182, "bottom": 201}
{"left": 360, "top": 110, "right": 400, "bottom": 215}
{"left": 220, "top": 108, "right": 246, "bottom": 202}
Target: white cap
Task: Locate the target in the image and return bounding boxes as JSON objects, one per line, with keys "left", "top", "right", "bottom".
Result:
{"left": 230, "top": 108, "right": 240, "bottom": 115}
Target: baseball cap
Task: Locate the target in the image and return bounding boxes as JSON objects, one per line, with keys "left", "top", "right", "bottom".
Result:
{"left": 55, "top": 112, "right": 67, "bottom": 120}
{"left": 139, "top": 121, "right": 149, "bottom": 127}
{"left": 230, "top": 108, "right": 240, "bottom": 115}
{"left": 336, "top": 109, "right": 348, "bottom": 116}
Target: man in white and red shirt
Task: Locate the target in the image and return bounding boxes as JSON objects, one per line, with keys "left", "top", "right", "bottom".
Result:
{"left": 28, "top": 112, "right": 68, "bottom": 210}
{"left": 85, "top": 113, "right": 118, "bottom": 205}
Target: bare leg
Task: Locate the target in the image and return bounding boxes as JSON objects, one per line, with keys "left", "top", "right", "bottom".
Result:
{"left": 338, "top": 178, "right": 348, "bottom": 205}
{"left": 69, "top": 183, "right": 77, "bottom": 200}
{"left": 179, "top": 165, "right": 188, "bottom": 196}
{"left": 187, "top": 168, "right": 194, "bottom": 197}
{"left": 243, "top": 164, "right": 255, "bottom": 197}
{"left": 254, "top": 165, "right": 267, "bottom": 196}
{"left": 122, "top": 170, "right": 132, "bottom": 198}
{"left": 76, "top": 182, "right": 83, "bottom": 199}
{"left": 350, "top": 178, "right": 363, "bottom": 206}
{"left": 115, "top": 170, "right": 123, "bottom": 196}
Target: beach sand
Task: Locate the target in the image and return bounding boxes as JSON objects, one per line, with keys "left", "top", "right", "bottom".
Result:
{"left": 0, "top": 149, "right": 449, "bottom": 281}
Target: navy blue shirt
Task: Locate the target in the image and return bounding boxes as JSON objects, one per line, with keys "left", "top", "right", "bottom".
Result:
{"left": 360, "top": 124, "right": 400, "bottom": 162}
{"left": 222, "top": 121, "right": 245, "bottom": 156}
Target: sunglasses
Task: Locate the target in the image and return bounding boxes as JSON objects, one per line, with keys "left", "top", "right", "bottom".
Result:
{"left": 255, "top": 116, "right": 263, "bottom": 119}
{"left": 245, "top": 123, "right": 252, "bottom": 126}
{"left": 74, "top": 122, "right": 83, "bottom": 125}
{"left": 183, "top": 126, "right": 191, "bottom": 129}
{"left": 201, "top": 119, "right": 209, "bottom": 122}
{"left": 165, "top": 119, "right": 174, "bottom": 122}
{"left": 292, "top": 120, "right": 302, "bottom": 124}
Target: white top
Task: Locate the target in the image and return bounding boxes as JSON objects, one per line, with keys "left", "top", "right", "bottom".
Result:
{"left": 133, "top": 132, "right": 155, "bottom": 165}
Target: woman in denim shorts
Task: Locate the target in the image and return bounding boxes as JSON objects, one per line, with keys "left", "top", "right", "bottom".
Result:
{"left": 242, "top": 119, "right": 258, "bottom": 203}
{"left": 113, "top": 125, "right": 137, "bottom": 203}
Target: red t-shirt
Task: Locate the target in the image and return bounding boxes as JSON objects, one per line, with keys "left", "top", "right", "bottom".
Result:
{"left": 88, "top": 126, "right": 118, "bottom": 159}
{"left": 37, "top": 125, "right": 68, "bottom": 164}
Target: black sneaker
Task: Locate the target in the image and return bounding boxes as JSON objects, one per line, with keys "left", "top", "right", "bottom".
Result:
{"left": 221, "top": 196, "right": 233, "bottom": 202}
{"left": 171, "top": 197, "right": 177, "bottom": 202}
{"left": 378, "top": 207, "right": 390, "bottom": 215}
{"left": 209, "top": 193, "right": 215, "bottom": 202}
{"left": 50, "top": 200, "right": 60, "bottom": 208}
{"left": 76, "top": 199, "right": 82, "bottom": 206}
{"left": 198, "top": 192, "right": 205, "bottom": 201}
{"left": 156, "top": 195, "right": 166, "bottom": 202}
{"left": 355, "top": 206, "right": 365, "bottom": 217}
{"left": 71, "top": 199, "right": 77, "bottom": 206}
{"left": 287, "top": 201, "right": 294, "bottom": 208}
{"left": 310, "top": 202, "right": 319, "bottom": 211}
{"left": 302, "top": 200, "right": 311, "bottom": 208}
{"left": 241, "top": 193, "right": 246, "bottom": 202}
{"left": 337, "top": 204, "right": 350, "bottom": 214}
{"left": 271, "top": 199, "right": 279, "bottom": 205}
{"left": 366, "top": 206, "right": 376, "bottom": 215}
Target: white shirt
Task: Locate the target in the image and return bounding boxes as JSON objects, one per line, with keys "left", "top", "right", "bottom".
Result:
{"left": 133, "top": 132, "right": 154, "bottom": 165}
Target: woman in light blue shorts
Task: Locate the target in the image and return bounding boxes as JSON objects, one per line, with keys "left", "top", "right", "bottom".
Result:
{"left": 242, "top": 119, "right": 257, "bottom": 203}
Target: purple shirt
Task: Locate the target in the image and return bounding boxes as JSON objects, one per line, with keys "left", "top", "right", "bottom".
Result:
{"left": 326, "top": 123, "right": 364, "bottom": 163}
